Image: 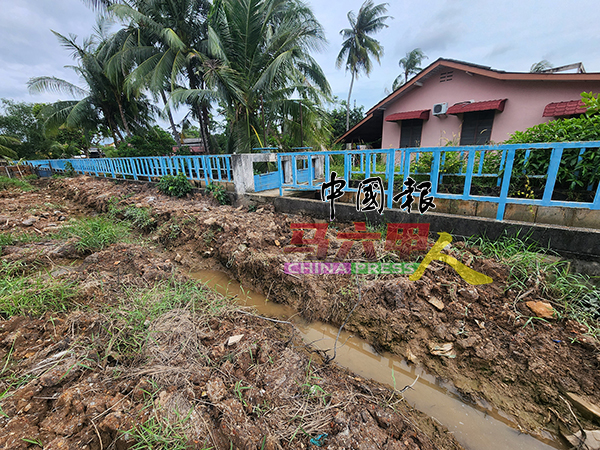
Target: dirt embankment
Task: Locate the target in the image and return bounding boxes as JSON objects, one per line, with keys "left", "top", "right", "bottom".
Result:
{"left": 42, "top": 176, "right": 600, "bottom": 443}
{"left": 0, "top": 179, "right": 462, "bottom": 450}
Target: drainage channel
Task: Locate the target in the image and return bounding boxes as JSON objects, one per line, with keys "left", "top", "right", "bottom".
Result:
{"left": 189, "top": 269, "right": 565, "bottom": 450}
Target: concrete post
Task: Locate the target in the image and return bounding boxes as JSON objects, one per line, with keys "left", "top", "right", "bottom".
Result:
{"left": 313, "top": 155, "right": 324, "bottom": 179}
{"left": 281, "top": 155, "right": 293, "bottom": 183}
{"left": 231, "top": 154, "right": 255, "bottom": 194}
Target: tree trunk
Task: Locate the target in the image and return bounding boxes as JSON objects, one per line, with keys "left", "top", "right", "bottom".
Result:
{"left": 201, "top": 104, "right": 211, "bottom": 154}
{"left": 346, "top": 71, "right": 355, "bottom": 132}
{"left": 187, "top": 66, "right": 210, "bottom": 153}
{"left": 114, "top": 91, "right": 132, "bottom": 138}
{"left": 161, "top": 90, "right": 181, "bottom": 146}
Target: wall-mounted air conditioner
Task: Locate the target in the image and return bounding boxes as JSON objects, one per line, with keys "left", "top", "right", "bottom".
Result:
{"left": 432, "top": 102, "right": 448, "bottom": 116}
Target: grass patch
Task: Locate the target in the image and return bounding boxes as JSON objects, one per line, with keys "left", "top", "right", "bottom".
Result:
{"left": 108, "top": 199, "right": 155, "bottom": 230}
{"left": 0, "top": 233, "right": 14, "bottom": 251}
{"left": 465, "top": 232, "right": 600, "bottom": 336}
{"left": 102, "top": 279, "right": 235, "bottom": 363}
{"left": 122, "top": 385, "right": 196, "bottom": 450}
{"left": 0, "top": 232, "right": 43, "bottom": 252}
{"left": 0, "top": 176, "right": 35, "bottom": 192}
{"left": 0, "top": 264, "right": 78, "bottom": 317}
{"left": 58, "top": 217, "right": 131, "bottom": 253}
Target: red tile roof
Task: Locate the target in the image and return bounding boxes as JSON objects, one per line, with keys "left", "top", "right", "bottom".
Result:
{"left": 447, "top": 99, "right": 507, "bottom": 114}
{"left": 543, "top": 99, "right": 587, "bottom": 117}
{"left": 385, "top": 109, "right": 430, "bottom": 122}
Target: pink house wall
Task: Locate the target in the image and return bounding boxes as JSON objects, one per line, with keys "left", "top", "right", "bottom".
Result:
{"left": 381, "top": 69, "right": 599, "bottom": 148}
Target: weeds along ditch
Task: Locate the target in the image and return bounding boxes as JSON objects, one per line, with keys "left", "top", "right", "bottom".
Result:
{"left": 1, "top": 176, "right": 600, "bottom": 449}
{"left": 0, "top": 178, "right": 463, "bottom": 450}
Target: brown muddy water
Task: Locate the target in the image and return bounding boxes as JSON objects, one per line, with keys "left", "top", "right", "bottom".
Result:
{"left": 189, "top": 269, "right": 566, "bottom": 450}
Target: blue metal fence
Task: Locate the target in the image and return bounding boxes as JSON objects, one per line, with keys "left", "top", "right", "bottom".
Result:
{"left": 27, "top": 155, "right": 233, "bottom": 185}
{"left": 277, "top": 141, "right": 600, "bottom": 220}
{"left": 24, "top": 142, "right": 600, "bottom": 221}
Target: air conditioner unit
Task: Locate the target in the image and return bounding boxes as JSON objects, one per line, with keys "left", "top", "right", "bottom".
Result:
{"left": 432, "top": 102, "right": 448, "bottom": 116}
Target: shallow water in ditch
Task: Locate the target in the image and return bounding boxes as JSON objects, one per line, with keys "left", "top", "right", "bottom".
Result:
{"left": 189, "top": 269, "right": 565, "bottom": 450}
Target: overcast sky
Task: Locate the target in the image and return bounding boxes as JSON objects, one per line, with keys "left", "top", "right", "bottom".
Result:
{"left": 1, "top": 0, "right": 599, "bottom": 119}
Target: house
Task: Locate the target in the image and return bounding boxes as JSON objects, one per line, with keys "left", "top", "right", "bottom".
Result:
{"left": 338, "top": 59, "right": 600, "bottom": 148}
{"left": 173, "top": 138, "right": 205, "bottom": 154}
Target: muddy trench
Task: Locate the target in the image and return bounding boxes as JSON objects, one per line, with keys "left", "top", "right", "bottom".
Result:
{"left": 1, "top": 177, "right": 599, "bottom": 450}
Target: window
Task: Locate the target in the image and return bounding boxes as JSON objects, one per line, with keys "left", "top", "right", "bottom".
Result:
{"left": 400, "top": 119, "right": 423, "bottom": 148}
{"left": 459, "top": 110, "right": 495, "bottom": 145}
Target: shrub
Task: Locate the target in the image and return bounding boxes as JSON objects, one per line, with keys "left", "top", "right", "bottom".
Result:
{"left": 506, "top": 114, "right": 600, "bottom": 191}
{"left": 108, "top": 126, "right": 176, "bottom": 158}
{"left": 205, "top": 183, "right": 229, "bottom": 205}
{"left": 157, "top": 173, "right": 193, "bottom": 198}
{"left": 64, "top": 162, "right": 76, "bottom": 177}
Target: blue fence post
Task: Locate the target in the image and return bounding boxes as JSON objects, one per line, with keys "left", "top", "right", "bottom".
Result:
{"left": 203, "top": 156, "right": 210, "bottom": 186}
{"left": 462, "top": 149, "right": 477, "bottom": 199}
{"left": 496, "top": 148, "right": 516, "bottom": 220}
{"left": 431, "top": 149, "right": 441, "bottom": 195}
{"left": 497, "top": 148, "right": 507, "bottom": 187}
{"left": 216, "top": 157, "right": 222, "bottom": 181}
{"left": 403, "top": 149, "right": 411, "bottom": 186}
{"left": 278, "top": 155, "right": 284, "bottom": 197}
{"left": 541, "top": 144, "right": 564, "bottom": 204}
{"left": 592, "top": 182, "right": 600, "bottom": 210}
{"left": 132, "top": 159, "right": 139, "bottom": 180}
{"left": 292, "top": 155, "right": 297, "bottom": 186}
{"left": 225, "top": 157, "right": 231, "bottom": 181}
{"left": 477, "top": 150, "right": 485, "bottom": 175}
{"left": 386, "top": 149, "right": 395, "bottom": 209}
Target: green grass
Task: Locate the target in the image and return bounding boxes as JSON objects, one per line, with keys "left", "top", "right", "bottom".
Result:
{"left": 465, "top": 232, "right": 600, "bottom": 336}
{"left": 0, "top": 232, "right": 43, "bottom": 252}
{"left": 0, "top": 263, "right": 78, "bottom": 317}
{"left": 58, "top": 217, "right": 131, "bottom": 253}
{"left": 108, "top": 199, "right": 155, "bottom": 230}
{"left": 0, "top": 176, "right": 35, "bottom": 192}
{"left": 0, "top": 233, "right": 14, "bottom": 251}
{"left": 102, "top": 279, "right": 235, "bottom": 363}
{"left": 121, "top": 382, "right": 200, "bottom": 450}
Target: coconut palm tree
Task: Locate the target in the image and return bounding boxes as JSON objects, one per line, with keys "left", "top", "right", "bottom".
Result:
{"left": 0, "top": 135, "right": 19, "bottom": 161}
{"left": 393, "top": 48, "right": 427, "bottom": 90}
{"left": 170, "top": 0, "right": 332, "bottom": 152}
{"left": 108, "top": 0, "right": 213, "bottom": 150}
{"left": 28, "top": 25, "right": 155, "bottom": 145}
{"left": 336, "top": 0, "right": 390, "bottom": 132}
{"left": 530, "top": 60, "right": 553, "bottom": 73}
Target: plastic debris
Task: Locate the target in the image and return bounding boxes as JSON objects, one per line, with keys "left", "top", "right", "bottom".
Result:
{"left": 310, "top": 433, "right": 328, "bottom": 447}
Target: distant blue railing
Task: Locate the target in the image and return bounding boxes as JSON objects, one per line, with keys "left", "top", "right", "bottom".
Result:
{"left": 277, "top": 142, "right": 600, "bottom": 220}
{"left": 27, "top": 155, "right": 233, "bottom": 185}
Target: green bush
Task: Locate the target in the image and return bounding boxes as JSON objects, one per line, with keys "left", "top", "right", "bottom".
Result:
{"left": 64, "top": 162, "right": 76, "bottom": 177}
{"left": 157, "top": 173, "right": 193, "bottom": 198}
{"left": 205, "top": 183, "right": 229, "bottom": 205}
{"left": 506, "top": 114, "right": 600, "bottom": 191}
{"left": 108, "top": 126, "right": 176, "bottom": 158}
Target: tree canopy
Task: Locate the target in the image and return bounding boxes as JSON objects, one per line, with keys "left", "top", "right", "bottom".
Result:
{"left": 336, "top": 0, "right": 390, "bottom": 132}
